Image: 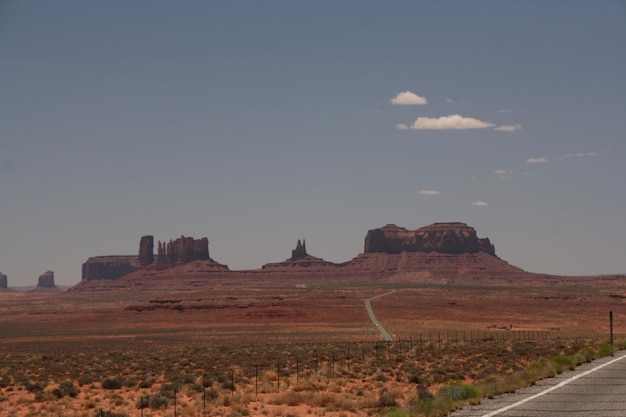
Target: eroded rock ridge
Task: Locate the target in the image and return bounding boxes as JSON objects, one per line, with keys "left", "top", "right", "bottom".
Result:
{"left": 156, "top": 236, "right": 209, "bottom": 266}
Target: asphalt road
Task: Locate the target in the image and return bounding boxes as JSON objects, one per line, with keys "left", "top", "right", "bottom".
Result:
{"left": 451, "top": 349, "right": 626, "bottom": 416}
{"left": 364, "top": 290, "right": 395, "bottom": 341}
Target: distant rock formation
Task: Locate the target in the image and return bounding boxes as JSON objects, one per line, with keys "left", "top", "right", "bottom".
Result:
{"left": 291, "top": 239, "right": 307, "bottom": 260}
{"left": 0, "top": 272, "right": 7, "bottom": 289}
{"left": 262, "top": 239, "right": 340, "bottom": 271}
{"left": 138, "top": 235, "right": 154, "bottom": 266}
{"left": 37, "top": 270, "right": 56, "bottom": 288}
{"left": 364, "top": 222, "right": 495, "bottom": 255}
{"left": 72, "top": 223, "right": 511, "bottom": 292}
{"left": 82, "top": 255, "right": 138, "bottom": 281}
{"left": 156, "top": 236, "right": 209, "bottom": 266}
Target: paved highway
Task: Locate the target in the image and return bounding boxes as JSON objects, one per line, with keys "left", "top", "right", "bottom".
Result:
{"left": 365, "top": 290, "right": 395, "bottom": 341}
{"left": 451, "top": 349, "right": 626, "bottom": 416}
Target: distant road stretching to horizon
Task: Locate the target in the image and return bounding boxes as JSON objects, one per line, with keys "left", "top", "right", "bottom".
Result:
{"left": 365, "top": 290, "right": 395, "bottom": 342}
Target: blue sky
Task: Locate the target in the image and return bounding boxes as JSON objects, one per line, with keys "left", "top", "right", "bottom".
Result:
{"left": 1, "top": 1, "right": 625, "bottom": 286}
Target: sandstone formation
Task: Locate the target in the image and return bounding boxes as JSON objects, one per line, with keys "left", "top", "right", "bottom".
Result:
{"left": 262, "top": 240, "right": 340, "bottom": 271}
{"left": 82, "top": 255, "right": 138, "bottom": 281}
{"left": 71, "top": 222, "right": 536, "bottom": 292}
{"left": 364, "top": 222, "right": 495, "bottom": 255}
{"left": 37, "top": 270, "right": 56, "bottom": 288}
{"left": 0, "top": 272, "right": 7, "bottom": 289}
{"left": 156, "top": 236, "right": 209, "bottom": 266}
{"left": 138, "top": 235, "right": 154, "bottom": 266}
{"left": 291, "top": 239, "right": 307, "bottom": 260}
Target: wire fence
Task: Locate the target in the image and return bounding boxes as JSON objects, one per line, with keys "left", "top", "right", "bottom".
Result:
{"left": 34, "top": 330, "right": 560, "bottom": 417}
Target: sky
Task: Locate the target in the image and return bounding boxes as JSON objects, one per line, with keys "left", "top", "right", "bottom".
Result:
{"left": 1, "top": 1, "right": 625, "bottom": 287}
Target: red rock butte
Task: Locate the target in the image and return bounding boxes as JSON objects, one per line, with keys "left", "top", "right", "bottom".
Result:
{"left": 68, "top": 222, "right": 555, "bottom": 292}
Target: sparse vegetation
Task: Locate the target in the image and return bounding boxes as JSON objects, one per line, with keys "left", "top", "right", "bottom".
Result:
{"left": 0, "top": 335, "right": 618, "bottom": 416}
{"left": 0, "top": 285, "right": 623, "bottom": 416}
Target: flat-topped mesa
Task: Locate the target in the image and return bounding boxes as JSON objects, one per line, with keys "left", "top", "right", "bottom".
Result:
{"left": 37, "top": 270, "right": 56, "bottom": 288}
{"left": 82, "top": 255, "right": 138, "bottom": 281}
{"left": 291, "top": 239, "right": 308, "bottom": 261}
{"left": 0, "top": 272, "right": 7, "bottom": 289}
{"left": 364, "top": 222, "right": 495, "bottom": 255}
{"left": 156, "top": 236, "right": 210, "bottom": 266}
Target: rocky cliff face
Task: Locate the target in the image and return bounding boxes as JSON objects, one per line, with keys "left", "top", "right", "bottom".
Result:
{"left": 138, "top": 235, "right": 154, "bottom": 266}
{"left": 157, "top": 236, "right": 210, "bottom": 266}
{"left": 82, "top": 256, "right": 138, "bottom": 281}
{"left": 364, "top": 222, "right": 495, "bottom": 255}
{"left": 37, "top": 270, "right": 56, "bottom": 288}
{"left": 0, "top": 273, "right": 7, "bottom": 289}
{"left": 291, "top": 240, "right": 307, "bottom": 261}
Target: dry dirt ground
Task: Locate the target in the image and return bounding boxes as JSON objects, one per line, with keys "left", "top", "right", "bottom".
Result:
{"left": 0, "top": 281, "right": 625, "bottom": 416}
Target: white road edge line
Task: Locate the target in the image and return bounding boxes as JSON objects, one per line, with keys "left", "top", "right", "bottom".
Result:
{"left": 480, "top": 351, "right": 626, "bottom": 417}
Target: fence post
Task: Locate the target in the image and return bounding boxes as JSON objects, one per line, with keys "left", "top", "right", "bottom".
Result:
{"left": 387, "top": 341, "right": 391, "bottom": 363}
{"left": 610, "top": 311, "right": 614, "bottom": 345}
{"left": 203, "top": 375, "right": 207, "bottom": 414}
{"left": 255, "top": 365, "right": 258, "bottom": 398}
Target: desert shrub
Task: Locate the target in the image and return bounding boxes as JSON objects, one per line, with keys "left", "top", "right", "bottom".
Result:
{"left": 145, "top": 394, "right": 168, "bottom": 410}
{"left": 598, "top": 344, "right": 614, "bottom": 357}
{"left": 138, "top": 378, "right": 154, "bottom": 389}
{"left": 101, "top": 376, "right": 124, "bottom": 389}
{"left": 416, "top": 397, "right": 434, "bottom": 416}
{"left": 206, "top": 388, "right": 219, "bottom": 401}
{"left": 59, "top": 380, "right": 79, "bottom": 397}
{"left": 51, "top": 387, "right": 64, "bottom": 398}
{"left": 100, "top": 412, "right": 129, "bottom": 417}
{"left": 25, "top": 381, "right": 44, "bottom": 393}
{"left": 551, "top": 354, "right": 575, "bottom": 371}
{"left": 78, "top": 374, "right": 94, "bottom": 386}
{"left": 271, "top": 390, "right": 309, "bottom": 406}
{"left": 386, "top": 410, "right": 408, "bottom": 417}
{"left": 191, "top": 382, "right": 204, "bottom": 393}
{"left": 439, "top": 383, "right": 479, "bottom": 401}
{"left": 579, "top": 347, "right": 596, "bottom": 362}
{"left": 159, "top": 382, "right": 179, "bottom": 399}
{"left": 378, "top": 387, "right": 397, "bottom": 408}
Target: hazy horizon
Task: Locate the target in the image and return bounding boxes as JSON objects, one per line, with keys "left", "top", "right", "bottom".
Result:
{"left": 1, "top": 1, "right": 625, "bottom": 286}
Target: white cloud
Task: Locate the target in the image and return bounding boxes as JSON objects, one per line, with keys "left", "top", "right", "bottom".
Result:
{"left": 390, "top": 91, "right": 428, "bottom": 105}
{"left": 526, "top": 152, "right": 596, "bottom": 164}
{"left": 526, "top": 157, "right": 549, "bottom": 164}
{"left": 494, "top": 124, "right": 522, "bottom": 132}
{"left": 497, "top": 109, "right": 512, "bottom": 113}
{"left": 472, "top": 201, "right": 489, "bottom": 207}
{"left": 493, "top": 169, "right": 510, "bottom": 179}
{"left": 420, "top": 190, "right": 441, "bottom": 195}
{"left": 557, "top": 152, "right": 597, "bottom": 160}
{"left": 446, "top": 98, "right": 454, "bottom": 103}
{"left": 398, "top": 114, "right": 495, "bottom": 130}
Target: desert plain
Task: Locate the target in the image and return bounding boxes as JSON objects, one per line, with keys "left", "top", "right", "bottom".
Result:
{"left": 1, "top": 278, "right": 626, "bottom": 417}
